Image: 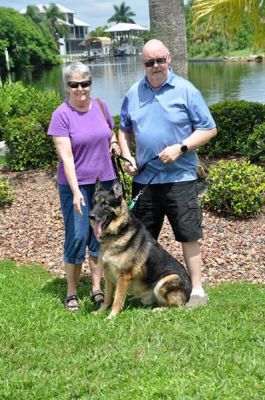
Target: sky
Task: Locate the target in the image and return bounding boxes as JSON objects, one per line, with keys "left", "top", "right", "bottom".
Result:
{"left": 1, "top": 0, "right": 150, "bottom": 31}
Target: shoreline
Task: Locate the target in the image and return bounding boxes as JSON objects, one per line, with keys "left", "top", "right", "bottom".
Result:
{"left": 189, "top": 54, "right": 265, "bottom": 63}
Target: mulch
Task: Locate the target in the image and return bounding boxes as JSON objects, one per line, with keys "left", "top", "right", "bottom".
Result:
{"left": 0, "top": 169, "right": 264, "bottom": 285}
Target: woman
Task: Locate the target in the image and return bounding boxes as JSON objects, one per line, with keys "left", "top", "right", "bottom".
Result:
{"left": 47, "top": 62, "right": 119, "bottom": 311}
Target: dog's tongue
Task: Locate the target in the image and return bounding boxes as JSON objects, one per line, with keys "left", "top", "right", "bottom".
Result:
{"left": 93, "top": 222, "right": 102, "bottom": 239}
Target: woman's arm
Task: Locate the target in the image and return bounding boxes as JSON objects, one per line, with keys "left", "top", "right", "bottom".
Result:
{"left": 53, "top": 136, "right": 85, "bottom": 215}
{"left": 109, "top": 131, "right": 121, "bottom": 157}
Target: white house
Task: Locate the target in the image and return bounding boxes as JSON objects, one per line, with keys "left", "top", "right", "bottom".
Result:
{"left": 20, "top": 4, "right": 90, "bottom": 56}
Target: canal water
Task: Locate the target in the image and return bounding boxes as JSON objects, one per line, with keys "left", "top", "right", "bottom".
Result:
{"left": 11, "top": 56, "right": 265, "bottom": 116}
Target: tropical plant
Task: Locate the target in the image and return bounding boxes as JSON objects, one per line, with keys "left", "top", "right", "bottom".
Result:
{"left": 25, "top": 5, "right": 44, "bottom": 24}
{"left": 0, "top": 7, "right": 60, "bottom": 70}
{"left": 148, "top": 0, "right": 188, "bottom": 78}
{"left": 107, "top": 1, "right": 136, "bottom": 24}
{"left": 89, "top": 26, "right": 110, "bottom": 38}
{"left": 43, "top": 3, "right": 70, "bottom": 48}
{"left": 185, "top": 2, "right": 254, "bottom": 57}
{"left": 192, "top": 0, "right": 265, "bottom": 49}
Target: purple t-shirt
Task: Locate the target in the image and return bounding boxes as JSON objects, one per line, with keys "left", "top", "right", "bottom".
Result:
{"left": 47, "top": 97, "right": 116, "bottom": 185}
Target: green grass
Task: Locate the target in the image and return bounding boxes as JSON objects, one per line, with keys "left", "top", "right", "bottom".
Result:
{"left": 225, "top": 48, "right": 261, "bottom": 57}
{"left": 0, "top": 155, "right": 6, "bottom": 167}
{"left": 0, "top": 261, "right": 264, "bottom": 400}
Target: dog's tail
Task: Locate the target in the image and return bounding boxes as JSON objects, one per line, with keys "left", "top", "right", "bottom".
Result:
{"left": 154, "top": 274, "right": 189, "bottom": 306}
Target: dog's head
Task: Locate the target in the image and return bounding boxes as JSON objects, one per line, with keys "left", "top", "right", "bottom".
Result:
{"left": 90, "top": 179, "right": 127, "bottom": 241}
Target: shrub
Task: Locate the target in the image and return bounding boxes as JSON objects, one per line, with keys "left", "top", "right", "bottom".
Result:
{"left": 0, "top": 80, "right": 61, "bottom": 138}
{"left": 4, "top": 114, "right": 56, "bottom": 171}
{"left": 244, "top": 123, "right": 265, "bottom": 162}
{"left": 0, "top": 82, "right": 38, "bottom": 140}
{"left": 0, "top": 177, "right": 13, "bottom": 207}
{"left": 113, "top": 115, "right": 120, "bottom": 136}
{"left": 1, "top": 82, "right": 61, "bottom": 170}
{"left": 201, "top": 160, "right": 265, "bottom": 218}
{"left": 200, "top": 100, "right": 265, "bottom": 157}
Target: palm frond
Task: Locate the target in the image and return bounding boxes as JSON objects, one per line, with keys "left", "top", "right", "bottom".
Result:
{"left": 192, "top": 0, "right": 265, "bottom": 48}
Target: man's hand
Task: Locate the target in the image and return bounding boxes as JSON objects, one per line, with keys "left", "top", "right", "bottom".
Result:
{"left": 124, "top": 157, "right": 138, "bottom": 176}
{"left": 159, "top": 144, "right": 182, "bottom": 164}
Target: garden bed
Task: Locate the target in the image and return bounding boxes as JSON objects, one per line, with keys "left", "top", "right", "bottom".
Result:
{"left": 0, "top": 169, "right": 264, "bottom": 284}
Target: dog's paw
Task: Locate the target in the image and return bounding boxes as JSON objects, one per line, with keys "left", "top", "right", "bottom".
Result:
{"left": 106, "top": 312, "right": 118, "bottom": 320}
{"left": 91, "top": 310, "right": 102, "bottom": 315}
{"left": 152, "top": 306, "right": 167, "bottom": 312}
{"left": 92, "top": 304, "right": 109, "bottom": 314}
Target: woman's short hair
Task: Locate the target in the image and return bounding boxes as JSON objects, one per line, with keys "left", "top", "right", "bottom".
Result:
{"left": 63, "top": 62, "right": 91, "bottom": 88}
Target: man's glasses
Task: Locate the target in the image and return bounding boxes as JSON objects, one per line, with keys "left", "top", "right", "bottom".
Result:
{"left": 67, "top": 79, "right": 92, "bottom": 89}
{"left": 144, "top": 57, "right": 167, "bottom": 68}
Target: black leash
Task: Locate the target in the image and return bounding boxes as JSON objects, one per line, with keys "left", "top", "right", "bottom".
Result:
{"left": 111, "top": 150, "right": 130, "bottom": 198}
{"left": 112, "top": 151, "right": 160, "bottom": 209}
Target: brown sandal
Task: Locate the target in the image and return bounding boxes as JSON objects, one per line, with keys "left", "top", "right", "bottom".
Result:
{"left": 64, "top": 295, "right": 80, "bottom": 312}
{"left": 90, "top": 290, "right": 104, "bottom": 304}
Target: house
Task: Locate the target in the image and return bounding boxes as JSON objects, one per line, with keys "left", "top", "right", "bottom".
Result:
{"left": 105, "top": 23, "right": 148, "bottom": 56}
{"left": 20, "top": 4, "right": 89, "bottom": 56}
{"left": 79, "top": 37, "right": 112, "bottom": 59}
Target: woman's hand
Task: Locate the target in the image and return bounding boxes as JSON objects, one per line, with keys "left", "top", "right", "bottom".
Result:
{"left": 110, "top": 141, "right": 121, "bottom": 157}
{"left": 73, "top": 190, "right": 86, "bottom": 215}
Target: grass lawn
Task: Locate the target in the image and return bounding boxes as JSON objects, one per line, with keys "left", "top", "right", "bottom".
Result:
{"left": 0, "top": 155, "right": 6, "bottom": 168}
{"left": 0, "top": 261, "right": 264, "bottom": 400}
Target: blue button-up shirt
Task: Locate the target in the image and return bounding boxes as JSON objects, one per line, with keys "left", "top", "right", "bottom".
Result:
{"left": 120, "top": 71, "right": 216, "bottom": 184}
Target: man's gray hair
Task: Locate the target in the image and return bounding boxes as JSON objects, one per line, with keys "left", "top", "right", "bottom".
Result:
{"left": 63, "top": 62, "right": 91, "bottom": 87}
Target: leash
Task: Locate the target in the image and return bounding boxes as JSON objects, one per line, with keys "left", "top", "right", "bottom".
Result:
{"left": 111, "top": 150, "right": 129, "bottom": 197}
{"left": 128, "top": 169, "right": 160, "bottom": 210}
{"left": 112, "top": 152, "right": 161, "bottom": 210}
{"left": 95, "top": 98, "right": 128, "bottom": 195}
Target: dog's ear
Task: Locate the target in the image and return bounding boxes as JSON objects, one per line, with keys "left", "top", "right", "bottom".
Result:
{"left": 112, "top": 179, "right": 123, "bottom": 199}
{"left": 95, "top": 178, "right": 104, "bottom": 193}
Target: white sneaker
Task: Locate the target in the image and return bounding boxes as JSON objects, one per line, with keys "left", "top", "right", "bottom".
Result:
{"left": 186, "top": 294, "right": 209, "bottom": 309}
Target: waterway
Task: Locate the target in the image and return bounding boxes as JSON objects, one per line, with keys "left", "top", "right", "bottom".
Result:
{"left": 10, "top": 56, "right": 265, "bottom": 115}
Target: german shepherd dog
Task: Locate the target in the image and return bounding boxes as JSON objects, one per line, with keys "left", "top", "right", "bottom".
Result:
{"left": 90, "top": 179, "right": 192, "bottom": 319}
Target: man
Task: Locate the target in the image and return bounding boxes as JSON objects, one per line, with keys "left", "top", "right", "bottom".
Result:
{"left": 118, "top": 39, "right": 217, "bottom": 308}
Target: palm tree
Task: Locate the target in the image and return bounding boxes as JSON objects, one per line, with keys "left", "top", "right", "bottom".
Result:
{"left": 43, "top": 3, "right": 70, "bottom": 49}
{"left": 148, "top": 0, "right": 187, "bottom": 78}
{"left": 107, "top": 1, "right": 136, "bottom": 24}
{"left": 25, "top": 5, "right": 44, "bottom": 24}
{"left": 192, "top": 0, "right": 265, "bottom": 49}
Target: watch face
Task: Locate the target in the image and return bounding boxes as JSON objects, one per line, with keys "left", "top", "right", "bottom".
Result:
{"left": 181, "top": 144, "right": 188, "bottom": 153}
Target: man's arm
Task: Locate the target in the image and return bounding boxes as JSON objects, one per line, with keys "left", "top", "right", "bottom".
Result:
{"left": 118, "top": 128, "right": 138, "bottom": 175}
{"left": 181, "top": 127, "right": 217, "bottom": 150}
{"left": 159, "top": 128, "right": 217, "bottom": 164}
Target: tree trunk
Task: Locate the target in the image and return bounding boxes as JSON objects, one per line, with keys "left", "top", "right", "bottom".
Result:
{"left": 148, "top": 0, "right": 188, "bottom": 78}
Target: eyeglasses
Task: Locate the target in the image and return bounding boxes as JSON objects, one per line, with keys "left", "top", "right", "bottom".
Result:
{"left": 67, "top": 79, "right": 92, "bottom": 89}
{"left": 144, "top": 57, "right": 167, "bottom": 68}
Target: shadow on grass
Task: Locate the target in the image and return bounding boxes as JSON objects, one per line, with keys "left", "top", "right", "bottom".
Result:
{"left": 41, "top": 274, "right": 144, "bottom": 313}
{"left": 41, "top": 274, "right": 93, "bottom": 300}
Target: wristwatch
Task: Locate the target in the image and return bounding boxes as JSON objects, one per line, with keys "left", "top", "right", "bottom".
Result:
{"left": 180, "top": 142, "right": 188, "bottom": 153}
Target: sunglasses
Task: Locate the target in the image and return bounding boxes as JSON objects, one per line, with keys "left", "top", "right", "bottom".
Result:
{"left": 67, "top": 79, "right": 92, "bottom": 89}
{"left": 144, "top": 57, "right": 167, "bottom": 68}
